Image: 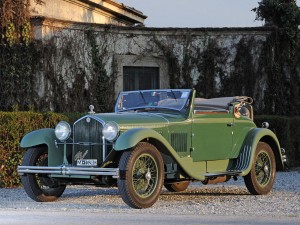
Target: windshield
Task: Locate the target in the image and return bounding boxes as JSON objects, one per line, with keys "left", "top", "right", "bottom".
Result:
{"left": 115, "top": 89, "right": 192, "bottom": 112}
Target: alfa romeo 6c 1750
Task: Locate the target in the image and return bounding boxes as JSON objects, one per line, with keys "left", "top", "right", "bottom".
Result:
{"left": 18, "top": 89, "right": 286, "bottom": 208}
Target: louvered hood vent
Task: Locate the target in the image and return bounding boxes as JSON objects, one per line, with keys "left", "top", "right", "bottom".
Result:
{"left": 171, "top": 133, "right": 188, "bottom": 153}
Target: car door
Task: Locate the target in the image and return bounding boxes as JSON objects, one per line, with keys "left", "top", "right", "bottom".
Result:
{"left": 191, "top": 111, "right": 233, "bottom": 161}
{"left": 228, "top": 104, "right": 256, "bottom": 158}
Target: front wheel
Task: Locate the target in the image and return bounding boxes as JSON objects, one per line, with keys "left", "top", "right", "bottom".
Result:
{"left": 244, "top": 142, "right": 276, "bottom": 195}
{"left": 21, "top": 146, "right": 66, "bottom": 202}
{"left": 118, "top": 142, "right": 164, "bottom": 209}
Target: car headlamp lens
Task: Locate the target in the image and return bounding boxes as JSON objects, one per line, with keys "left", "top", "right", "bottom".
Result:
{"left": 103, "top": 122, "right": 119, "bottom": 141}
{"left": 55, "top": 121, "right": 71, "bottom": 141}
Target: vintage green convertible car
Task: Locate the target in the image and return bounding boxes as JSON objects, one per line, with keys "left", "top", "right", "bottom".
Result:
{"left": 18, "top": 89, "right": 286, "bottom": 208}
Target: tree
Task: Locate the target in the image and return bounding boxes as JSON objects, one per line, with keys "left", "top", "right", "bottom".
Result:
{"left": 253, "top": 0, "right": 300, "bottom": 39}
{"left": 253, "top": 0, "right": 300, "bottom": 115}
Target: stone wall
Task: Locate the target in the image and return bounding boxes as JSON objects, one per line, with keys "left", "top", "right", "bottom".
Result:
{"left": 31, "top": 18, "right": 277, "bottom": 113}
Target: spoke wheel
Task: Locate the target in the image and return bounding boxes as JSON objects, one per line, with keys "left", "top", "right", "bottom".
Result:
{"left": 132, "top": 154, "right": 158, "bottom": 198}
{"left": 21, "top": 146, "right": 66, "bottom": 202}
{"left": 118, "top": 142, "right": 164, "bottom": 209}
{"left": 164, "top": 181, "right": 190, "bottom": 192}
{"left": 255, "top": 151, "right": 272, "bottom": 186}
{"left": 244, "top": 142, "right": 276, "bottom": 195}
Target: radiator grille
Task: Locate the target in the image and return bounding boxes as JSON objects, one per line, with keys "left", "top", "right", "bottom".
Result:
{"left": 171, "top": 133, "right": 188, "bottom": 153}
{"left": 72, "top": 116, "right": 104, "bottom": 166}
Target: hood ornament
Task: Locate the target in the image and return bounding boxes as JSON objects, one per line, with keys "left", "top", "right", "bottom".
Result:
{"left": 88, "top": 105, "right": 95, "bottom": 115}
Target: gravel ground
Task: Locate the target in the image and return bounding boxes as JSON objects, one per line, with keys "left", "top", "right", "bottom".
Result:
{"left": 0, "top": 171, "right": 299, "bottom": 217}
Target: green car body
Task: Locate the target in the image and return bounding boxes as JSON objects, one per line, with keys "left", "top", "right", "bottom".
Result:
{"left": 18, "top": 89, "right": 286, "bottom": 208}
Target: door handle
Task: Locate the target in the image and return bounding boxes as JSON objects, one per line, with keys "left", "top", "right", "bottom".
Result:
{"left": 227, "top": 123, "right": 235, "bottom": 127}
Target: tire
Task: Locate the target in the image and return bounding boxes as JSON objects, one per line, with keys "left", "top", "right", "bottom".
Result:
{"left": 21, "top": 146, "right": 66, "bottom": 202}
{"left": 164, "top": 181, "right": 190, "bottom": 192}
{"left": 244, "top": 142, "right": 276, "bottom": 195}
{"left": 118, "top": 142, "right": 164, "bottom": 209}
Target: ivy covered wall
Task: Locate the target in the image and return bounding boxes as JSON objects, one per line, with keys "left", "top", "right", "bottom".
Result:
{"left": 9, "top": 19, "right": 300, "bottom": 115}
{"left": 1, "top": 1, "right": 299, "bottom": 116}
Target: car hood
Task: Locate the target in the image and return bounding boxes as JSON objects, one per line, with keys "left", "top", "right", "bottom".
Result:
{"left": 93, "top": 112, "right": 184, "bottom": 130}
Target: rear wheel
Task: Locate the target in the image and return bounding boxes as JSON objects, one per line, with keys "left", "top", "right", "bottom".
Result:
{"left": 244, "top": 142, "right": 276, "bottom": 195}
{"left": 164, "top": 181, "right": 190, "bottom": 192}
{"left": 118, "top": 142, "right": 164, "bottom": 209}
{"left": 21, "top": 146, "right": 66, "bottom": 202}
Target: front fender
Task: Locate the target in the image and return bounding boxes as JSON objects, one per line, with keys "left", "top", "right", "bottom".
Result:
{"left": 20, "top": 128, "right": 63, "bottom": 166}
{"left": 240, "top": 128, "right": 282, "bottom": 175}
{"left": 114, "top": 128, "right": 168, "bottom": 151}
{"left": 114, "top": 128, "right": 206, "bottom": 181}
{"left": 21, "top": 128, "right": 56, "bottom": 148}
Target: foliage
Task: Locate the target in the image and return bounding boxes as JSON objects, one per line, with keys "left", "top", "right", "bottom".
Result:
{"left": 0, "top": 0, "right": 30, "bottom": 46}
{"left": 0, "top": 28, "right": 116, "bottom": 113}
{"left": 194, "top": 38, "right": 229, "bottom": 98}
{"left": 40, "top": 37, "right": 93, "bottom": 112}
{"left": 253, "top": 0, "right": 300, "bottom": 116}
{"left": 253, "top": 0, "right": 300, "bottom": 40}
{"left": 0, "top": 0, "right": 43, "bottom": 45}
{"left": 0, "top": 111, "right": 68, "bottom": 187}
{"left": 255, "top": 115, "right": 300, "bottom": 168}
{"left": 0, "top": 42, "right": 40, "bottom": 111}
{"left": 0, "top": 0, "right": 43, "bottom": 111}
{"left": 154, "top": 37, "right": 182, "bottom": 88}
{"left": 85, "top": 29, "right": 115, "bottom": 112}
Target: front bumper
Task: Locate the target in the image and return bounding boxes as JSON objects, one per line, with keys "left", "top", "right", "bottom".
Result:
{"left": 17, "top": 165, "right": 119, "bottom": 178}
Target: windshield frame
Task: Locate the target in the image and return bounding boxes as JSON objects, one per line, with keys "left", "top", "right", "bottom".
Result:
{"left": 115, "top": 89, "right": 192, "bottom": 113}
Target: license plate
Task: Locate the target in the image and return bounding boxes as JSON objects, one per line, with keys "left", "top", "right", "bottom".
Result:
{"left": 77, "top": 159, "right": 97, "bottom": 166}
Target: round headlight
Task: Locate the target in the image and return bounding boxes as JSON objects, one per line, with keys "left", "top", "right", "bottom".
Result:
{"left": 103, "top": 122, "right": 119, "bottom": 141}
{"left": 55, "top": 121, "right": 71, "bottom": 141}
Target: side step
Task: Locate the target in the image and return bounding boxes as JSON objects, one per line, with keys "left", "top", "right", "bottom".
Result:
{"left": 202, "top": 170, "right": 242, "bottom": 177}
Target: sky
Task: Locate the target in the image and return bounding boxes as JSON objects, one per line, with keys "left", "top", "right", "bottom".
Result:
{"left": 119, "top": 0, "right": 300, "bottom": 28}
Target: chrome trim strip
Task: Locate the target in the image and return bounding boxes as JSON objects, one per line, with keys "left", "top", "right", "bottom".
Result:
{"left": 17, "top": 166, "right": 119, "bottom": 178}
{"left": 102, "top": 136, "right": 106, "bottom": 161}
{"left": 73, "top": 115, "right": 105, "bottom": 126}
{"left": 203, "top": 171, "right": 242, "bottom": 177}
{"left": 56, "top": 142, "right": 104, "bottom": 146}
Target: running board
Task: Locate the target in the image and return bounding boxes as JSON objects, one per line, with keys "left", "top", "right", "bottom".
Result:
{"left": 202, "top": 170, "right": 242, "bottom": 177}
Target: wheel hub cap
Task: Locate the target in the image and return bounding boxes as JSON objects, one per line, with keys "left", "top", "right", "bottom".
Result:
{"left": 145, "top": 168, "right": 151, "bottom": 181}
{"left": 263, "top": 165, "right": 269, "bottom": 174}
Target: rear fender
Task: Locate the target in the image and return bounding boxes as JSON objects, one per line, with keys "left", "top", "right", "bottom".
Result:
{"left": 238, "top": 128, "right": 282, "bottom": 175}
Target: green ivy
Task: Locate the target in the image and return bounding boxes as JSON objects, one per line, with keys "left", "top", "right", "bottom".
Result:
{"left": 85, "top": 29, "right": 115, "bottom": 112}
{"left": 194, "top": 38, "right": 229, "bottom": 98}
{"left": 154, "top": 37, "right": 182, "bottom": 88}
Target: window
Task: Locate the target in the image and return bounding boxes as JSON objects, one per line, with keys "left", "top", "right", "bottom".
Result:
{"left": 123, "top": 67, "right": 159, "bottom": 91}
